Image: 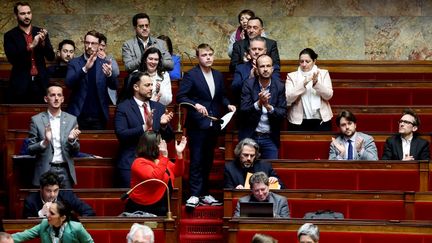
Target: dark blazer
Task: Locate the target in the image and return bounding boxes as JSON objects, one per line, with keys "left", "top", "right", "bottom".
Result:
{"left": 382, "top": 134, "right": 430, "bottom": 160}
{"left": 114, "top": 98, "right": 174, "bottom": 170}
{"left": 239, "top": 77, "right": 287, "bottom": 147}
{"left": 176, "top": 65, "right": 231, "bottom": 130}
{"left": 3, "top": 26, "right": 55, "bottom": 95}
{"left": 224, "top": 160, "right": 285, "bottom": 189}
{"left": 232, "top": 61, "right": 280, "bottom": 104}
{"left": 23, "top": 190, "right": 95, "bottom": 218}
{"left": 27, "top": 111, "right": 80, "bottom": 186}
{"left": 229, "top": 37, "right": 280, "bottom": 72}
{"left": 65, "top": 55, "right": 118, "bottom": 122}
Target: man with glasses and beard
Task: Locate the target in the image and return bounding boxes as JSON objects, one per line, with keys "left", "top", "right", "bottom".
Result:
{"left": 382, "top": 109, "right": 430, "bottom": 160}
{"left": 224, "top": 138, "right": 284, "bottom": 189}
{"left": 3, "top": 1, "right": 55, "bottom": 103}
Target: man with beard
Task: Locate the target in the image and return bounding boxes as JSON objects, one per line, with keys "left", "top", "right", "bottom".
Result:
{"left": 329, "top": 110, "right": 378, "bottom": 160}
{"left": 47, "top": 39, "right": 75, "bottom": 79}
{"left": 3, "top": 1, "right": 55, "bottom": 103}
{"left": 224, "top": 138, "right": 284, "bottom": 189}
{"left": 239, "top": 54, "right": 286, "bottom": 160}
{"left": 27, "top": 82, "right": 81, "bottom": 188}
{"left": 177, "top": 43, "right": 236, "bottom": 208}
{"left": 66, "top": 30, "right": 118, "bottom": 130}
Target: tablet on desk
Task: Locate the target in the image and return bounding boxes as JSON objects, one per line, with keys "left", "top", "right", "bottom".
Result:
{"left": 239, "top": 202, "right": 274, "bottom": 217}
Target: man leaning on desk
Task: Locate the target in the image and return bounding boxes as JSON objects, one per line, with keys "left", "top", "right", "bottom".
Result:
{"left": 234, "top": 171, "right": 289, "bottom": 218}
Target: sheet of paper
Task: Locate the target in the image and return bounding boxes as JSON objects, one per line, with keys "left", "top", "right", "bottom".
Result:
{"left": 221, "top": 111, "right": 235, "bottom": 130}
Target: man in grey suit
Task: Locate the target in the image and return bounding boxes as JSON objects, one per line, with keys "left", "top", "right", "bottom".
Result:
{"left": 122, "top": 13, "right": 173, "bottom": 73}
{"left": 234, "top": 172, "right": 290, "bottom": 218}
{"left": 329, "top": 110, "right": 378, "bottom": 160}
{"left": 28, "top": 82, "right": 81, "bottom": 188}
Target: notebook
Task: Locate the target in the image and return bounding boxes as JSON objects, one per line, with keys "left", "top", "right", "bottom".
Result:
{"left": 239, "top": 201, "right": 274, "bottom": 217}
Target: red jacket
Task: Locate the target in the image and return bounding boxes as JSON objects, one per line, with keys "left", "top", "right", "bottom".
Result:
{"left": 130, "top": 155, "right": 183, "bottom": 205}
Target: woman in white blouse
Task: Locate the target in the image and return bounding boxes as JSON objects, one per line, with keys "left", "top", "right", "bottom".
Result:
{"left": 139, "top": 47, "right": 172, "bottom": 106}
{"left": 285, "top": 48, "right": 333, "bottom": 131}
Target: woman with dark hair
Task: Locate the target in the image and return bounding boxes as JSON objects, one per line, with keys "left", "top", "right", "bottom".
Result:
{"left": 158, "top": 35, "right": 181, "bottom": 80}
{"left": 139, "top": 47, "right": 172, "bottom": 105}
{"left": 12, "top": 201, "right": 93, "bottom": 242}
{"left": 286, "top": 48, "right": 333, "bottom": 131}
{"left": 228, "top": 9, "right": 255, "bottom": 57}
{"left": 125, "top": 131, "right": 187, "bottom": 216}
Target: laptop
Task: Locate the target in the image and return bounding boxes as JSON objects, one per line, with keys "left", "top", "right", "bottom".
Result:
{"left": 239, "top": 202, "right": 274, "bottom": 217}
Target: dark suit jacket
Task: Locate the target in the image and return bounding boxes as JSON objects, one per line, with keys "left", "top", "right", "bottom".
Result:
{"left": 224, "top": 160, "right": 285, "bottom": 189}
{"left": 382, "top": 134, "right": 430, "bottom": 160}
{"left": 65, "top": 55, "right": 118, "bottom": 121}
{"left": 23, "top": 190, "right": 95, "bottom": 218}
{"left": 239, "top": 77, "right": 287, "bottom": 147}
{"left": 3, "top": 26, "right": 55, "bottom": 95}
{"left": 232, "top": 61, "right": 280, "bottom": 104}
{"left": 176, "top": 65, "right": 231, "bottom": 130}
{"left": 27, "top": 111, "right": 80, "bottom": 186}
{"left": 229, "top": 37, "right": 280, "bottom": 72}
{"left": 114, "top": 98, "right": 174, "bottom": 170}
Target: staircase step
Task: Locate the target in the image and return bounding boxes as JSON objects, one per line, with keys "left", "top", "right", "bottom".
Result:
{"left": 179, "top": 234, "right": 224, "bottom": 243}
{"left": 180, "top": 218, "right": 223, "bottom": 235}
{"left": 181, "top": 205, "right": 223, "bottom": 219}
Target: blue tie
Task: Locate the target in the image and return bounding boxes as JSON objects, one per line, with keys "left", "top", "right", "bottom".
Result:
{"left": 347, "top": 140, "right": 353, "bottom": 160}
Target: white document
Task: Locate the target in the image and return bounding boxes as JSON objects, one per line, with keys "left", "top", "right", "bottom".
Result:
{"left": 220, "top": 111, "right": 235, "bottom": 130}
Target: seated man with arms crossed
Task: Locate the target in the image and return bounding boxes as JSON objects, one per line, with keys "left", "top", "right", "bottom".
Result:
{"left": 234, "top": 171, "right": 289, "bottom": 218}
{"left": 329, "top": 110, "right": 378, "bottom": 160}
{"left": 224, "top": 138, "right": 284, "bottom": 189}
{"left": 23, "top": 171, "right": 95, "bottom": 218}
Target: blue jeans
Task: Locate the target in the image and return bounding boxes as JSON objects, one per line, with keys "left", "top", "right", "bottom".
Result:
{"left": 253, "top": 134, "right": 278, "bottom": 159}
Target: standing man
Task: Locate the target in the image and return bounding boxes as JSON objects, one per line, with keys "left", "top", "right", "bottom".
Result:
{"left": 234, "top": 172, "right": 289, "bottom": 218}
{"left": 3, "top": 1, "right": 55, "bottom": 104}
{"left": 224, "top": 138, "right": 284, "bottom": 189}
{"left": 122, "top": 13, "right": 173, "bottom": 73}
{"left": 232, "top": 36, "right": 280, "bottom": 105}
{"left": 229, "top": 17, "right": 280, "bottom": 72}
{"left": 47, "top": 39, "right": 75, "bottom": 79}
{"left": 177, "top": 43, "right": 236, "bottom": 208}
{"left": 329, "top": 110, "right": 378, "bottom": 160}
{"left": 114, "top": 72, "right": 174, "bottom": 188}
{"left": 66, "top": 30, "right": 118, "bottom": 130}
{"left": 239, "top": 54, "right": 287, "bottom": 159}
{"left": 382, "top": 109, "right": 430, "bottom": 160}
{"left": 27, "top": 82, "right": 81, "bottom": 188}
{"left": 23, "top": 171, "right": 95, "bottom": 218}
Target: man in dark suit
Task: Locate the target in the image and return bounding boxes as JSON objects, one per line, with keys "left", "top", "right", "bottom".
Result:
{"left": 23, "top": 171, "right": 95, "bottom": 218}
{"left": 239, "top": 54, "right": 287, "bottom": 159}
{"left": 229, "top": 17, "right": 280, "bottom": 72}
{"left": 177, "top": 43, "right": 236, "bottom": 208}
{"left": 114, "top": 72, "right": 174, "bottom": 188}
{"left": 224, "top": 138, "right": 284, "bottom": 189}
{"left": 234, "top": 172, "right": 289, "bottom": 218}
{"left": 65, "top": 30, "right": 118, "bottom": 130}
{"left": 232, "top": 36, "right": 280, "bottom": 105}
{"left": 3, "top": 2, "right": 55, "bottom": 104}
{"left": 382, "top": 109, "right": 430, "bottom": 160}
{"left": 28, "top": 82, "right": 81, "bottom": 188}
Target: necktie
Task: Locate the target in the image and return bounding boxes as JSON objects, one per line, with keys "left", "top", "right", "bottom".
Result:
{"left": 347, "top": 140, "right": 353, "bottom": 160}
{"left": 143, "top": 102, "right": 153, "bottom": 131}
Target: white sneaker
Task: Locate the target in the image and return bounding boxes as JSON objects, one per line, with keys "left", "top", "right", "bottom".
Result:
{"left": 200, "top": 195, "right": 222, "bottom": 206}
{"left": 186, "top": 196, "right": 200, "bottom": 208}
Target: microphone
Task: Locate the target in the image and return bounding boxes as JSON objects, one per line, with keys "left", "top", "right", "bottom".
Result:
{"left": 120, "top": 178, "right": 173, "bottom": 220}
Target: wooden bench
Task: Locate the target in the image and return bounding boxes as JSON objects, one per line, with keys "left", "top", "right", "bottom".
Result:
{"left": 227, "top": 218, "right": 432, "bottom": 243}
{"left": 15, "top": 187, "right": 181, "bottom": 220}
{"left": 225, "top": 132, "right": 432, "bottom": 160}
{"left": 4, "top": 217, "right": 177, "bottom": 243}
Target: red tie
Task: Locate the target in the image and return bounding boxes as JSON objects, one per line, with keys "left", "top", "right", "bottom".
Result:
{"left": 143, "top": 102, "right": 153, "bottom": 131}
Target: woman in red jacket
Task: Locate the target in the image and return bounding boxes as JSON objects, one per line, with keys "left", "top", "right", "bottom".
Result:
{"left": 126, "top": 131, "right": 187, "bottom": 216}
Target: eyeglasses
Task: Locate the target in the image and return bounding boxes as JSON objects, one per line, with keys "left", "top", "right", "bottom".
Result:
{"left": 398, "top": 119, "right": 415, "bottom": 126}
{"left": 84, "top": 41, "right": 99, "bottom": 46}
{"left": 136, "top": 24, "right": 149, "bottom": 29}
